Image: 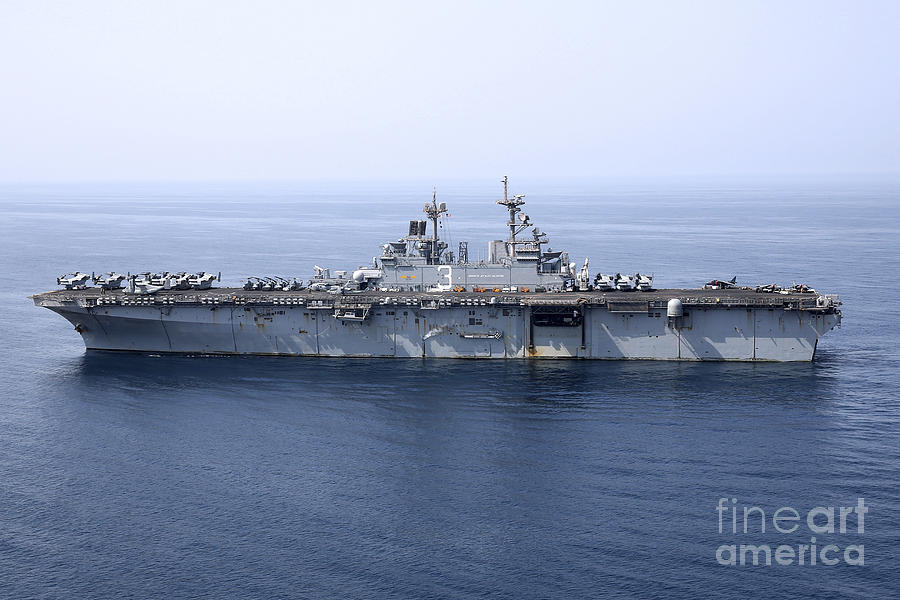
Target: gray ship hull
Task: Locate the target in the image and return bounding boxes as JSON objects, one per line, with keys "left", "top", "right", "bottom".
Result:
{"left": 34, "top": 288, "right": 841, "bottom": 362}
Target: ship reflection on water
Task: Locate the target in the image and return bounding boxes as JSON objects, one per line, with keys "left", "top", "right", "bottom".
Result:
{"left": 66, "top": 350, "right": 841, "bottom": 412}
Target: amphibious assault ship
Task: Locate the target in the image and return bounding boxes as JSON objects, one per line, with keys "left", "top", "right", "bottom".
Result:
{"left": 33, "top": 178, "right": 842, "bottom": 361}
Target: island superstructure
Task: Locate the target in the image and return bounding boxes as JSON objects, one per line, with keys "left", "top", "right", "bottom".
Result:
{"left": 33, "top": 178, "right": 842, "bottom": 361}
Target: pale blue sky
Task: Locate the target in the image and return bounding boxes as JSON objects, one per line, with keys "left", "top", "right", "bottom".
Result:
{"left": 1, "top": 1, "right": 898, "bottom": 182}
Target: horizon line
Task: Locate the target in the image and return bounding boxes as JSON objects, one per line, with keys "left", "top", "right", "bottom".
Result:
{"left": 2, "top": 171, "right": 900, "bottom": 187}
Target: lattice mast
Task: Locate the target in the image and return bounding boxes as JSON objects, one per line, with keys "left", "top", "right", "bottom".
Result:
{"left": 423, "top": 188, "right": 449, "bottom": 264}
{"left": 496, "top": 175, "right": 532, "bottom": 258}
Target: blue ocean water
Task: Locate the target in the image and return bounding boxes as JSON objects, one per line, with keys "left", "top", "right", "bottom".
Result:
{"left": 0, "top": 178, "right": 898, "bottom": 599}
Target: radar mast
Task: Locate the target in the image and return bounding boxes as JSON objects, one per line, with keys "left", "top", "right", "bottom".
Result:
{"left": 423, "top": 188, "right": 449, "bottom": 264}
{"left": 496, "top": 175, "right": 532, "bottom": 258}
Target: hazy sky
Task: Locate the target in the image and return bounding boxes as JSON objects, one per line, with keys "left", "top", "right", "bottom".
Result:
{"left": 1, "top": 1, "right": 898, "bottom": 182}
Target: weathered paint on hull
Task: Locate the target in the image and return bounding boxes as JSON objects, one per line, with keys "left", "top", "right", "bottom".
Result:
{"left": 47, "top": 303, "right": 840, "bottom": 362}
